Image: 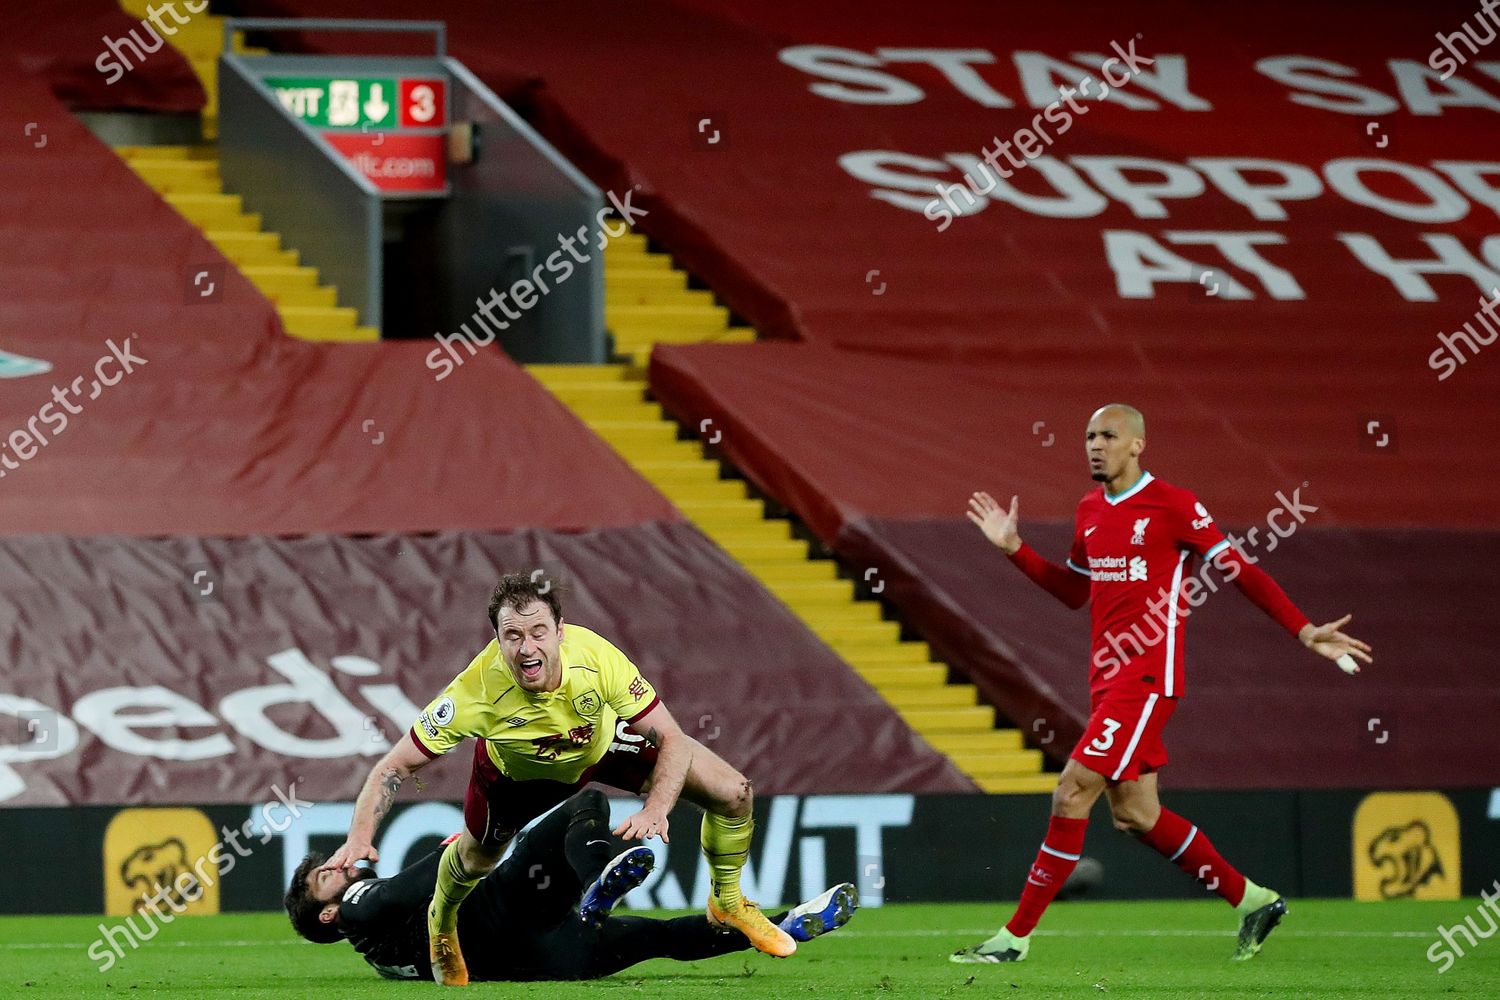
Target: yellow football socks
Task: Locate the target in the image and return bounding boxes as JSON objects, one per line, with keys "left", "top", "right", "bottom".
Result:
{"left": 701, "top": 811, "right": 754, "bottom": 911}
{"left": 428, "top": 839, "right": 482, "bottom": 934}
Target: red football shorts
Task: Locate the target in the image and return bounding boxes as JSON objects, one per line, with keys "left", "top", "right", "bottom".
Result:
{"left": 1069, "top": 688, "right": 1178, "bottom": 783}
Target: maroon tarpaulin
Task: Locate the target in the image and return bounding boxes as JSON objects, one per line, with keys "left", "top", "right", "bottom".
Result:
{"left": 0, "top": 524, "right": 975, "bottom": 806}
{"left": 0, "top": 72, "right": 674, "bottom": 537}
{"left": 5, "top": 1, "right": 204, "bottom": 113}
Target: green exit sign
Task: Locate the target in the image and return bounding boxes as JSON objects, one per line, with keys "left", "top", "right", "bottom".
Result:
{"left": 266, "top": 77, "right": 397, "bottom": 129}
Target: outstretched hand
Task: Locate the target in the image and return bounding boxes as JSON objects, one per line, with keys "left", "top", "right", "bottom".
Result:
{"left": 967, "top": 492, "right": 1022, "bottom": 555}
{"left": 320, "top": 838, "right": 378, "bottom": 874}
{"left": 613, "top": 806, "right": 671, "bottom": 844}
{"left": 1299, "top": 614, "right": 1372, "bottom": 674}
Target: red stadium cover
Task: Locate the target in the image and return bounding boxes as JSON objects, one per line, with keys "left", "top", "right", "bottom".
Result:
{"left": 0, "top": 71, "right": 674, "bottom": 537}
{"left": 5, "top": 1, "right": 204, "bottom": 113}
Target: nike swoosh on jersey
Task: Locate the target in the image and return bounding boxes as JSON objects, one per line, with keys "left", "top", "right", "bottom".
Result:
{"left": 1084, "top": 526, "right": 1098, "bottom": 536}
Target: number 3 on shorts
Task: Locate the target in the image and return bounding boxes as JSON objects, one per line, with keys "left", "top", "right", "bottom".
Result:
{"left": 1089, "top": 717, "right": 1121, "bottom": 753}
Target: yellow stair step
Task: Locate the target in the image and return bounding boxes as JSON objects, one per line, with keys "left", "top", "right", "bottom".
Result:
{"left": 946, "top": 750, "right": 1045, "bottom": 774}
{"left": 116, "top": 145, "right": 217, "bottom": 161}
{"left": 656, "top": 481, "right": 751, "bottom": 505}
{"left": 544, "top": 382, "right": 647, "bottom": 405}
{"left": 827, "top": 642, "right": 932, "bottom": 665}
{"left": 811, "top": 621, "right": 902, "bottom": 644}
{"left": 898, "top": 706, "right": 995, "bottom": 732}
{"left": 608, "top": 268, "right": 690, "bottom": 290}
{"left": 741, "top": 561, "right": 839, "bottom": 584}
{"left": 165, "top": 190, "right": 240, "bottom": 213}
{"left": 528, "top": 364, "right": 634, "bottom": 383}
{"left": 610, "top": 305, "right": 729, "bottom": 328}
{"left": 976, "top": 774, "right": 1060, "bottom": 794}
{"left": 673, "top": 498, "right": 768, "bottom": 516}
{"left": 611, "top": 441, "right": 708, "bottom": 463}
{"left": 279, "top": 306, "right": 359, "bottom": 336}
{"left": 875, "top": 685, "right": 977, "bottom": 708}
{"left": 925, "top": 731, "right": 1026, "bottom": 755}
{"left": 631, "top": 460, "right": 727, "bottom": 484}
{"left": 206, "top": 232, "right": 299, "bottom": 267}
{"left": 782, "top": 599, "right": 884, "bottom": 622}
{"left": 606, "top": 231, "right": 648, "bottom": 250}
{"left": 603, "top": 250, "right": 674, "bottom": 271}
{"left": 241, "top": 265, "right": 320, "bottom": 289}
{"left": 130, "top": 160, "right": 221, "bottom": 193}
{"left": 711, "top": 539, "right": 810, "bottom": 554}
{"left": 613, "top": 325, "right": 734, "bottom": 345}
{"left": 858, "top": 665, "right": 946, "bottom": 686}
{"left": 773, "top": 593, "right": 880, "bottom": 617}
{"left": 256, "top": 283, "right": 338, "bottom": 308}
{"left": 701, "top": 523, "right": 796, "bottom": 544}
{"left": 758, "top": 581, "right": 859, "bottom": 605}
{"left": 573, "top": 401, "right": 663, "bottom": 422}
{"left": 617, "top": 333, "right": 754, "bottom": 364}
{"left": 173, "top": 204, "right": 260, "bottom": 231}
{"left": 588, "top": 421, "right": 682, "bottom": 446}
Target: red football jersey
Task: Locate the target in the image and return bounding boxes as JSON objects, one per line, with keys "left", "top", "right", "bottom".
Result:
{"left": 1067, "top": 472, "right": 1229, "bottom": 698}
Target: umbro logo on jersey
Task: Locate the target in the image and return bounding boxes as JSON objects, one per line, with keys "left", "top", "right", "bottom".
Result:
{"left": 506, "top": 716, "right": 527, "bottom": 727}
{"left": 1131, "top": 517, "right": 1151, "bottom": 545}
{"left": 1084, "top": 526, "right": 1098, "bottom": 537}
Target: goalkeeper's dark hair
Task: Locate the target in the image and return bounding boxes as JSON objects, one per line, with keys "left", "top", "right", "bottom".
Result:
{"left": 284, "top": 852, "right": 342, "bottom": 944}
{"left": 487, "top": 572, "right": 565, "bottom": 629}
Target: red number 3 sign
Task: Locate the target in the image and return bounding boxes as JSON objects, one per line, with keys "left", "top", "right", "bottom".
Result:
{"left": 398, "top": 79, "right": 446, "bottom": 128}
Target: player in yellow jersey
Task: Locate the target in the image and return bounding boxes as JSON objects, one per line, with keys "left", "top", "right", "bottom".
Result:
{"left": 321, "top": 573, "right": 797, "bottom": 986}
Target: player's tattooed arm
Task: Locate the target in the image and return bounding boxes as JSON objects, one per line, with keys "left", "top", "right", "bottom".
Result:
{"left": 373, "top": 767, "right": 403, "bottom": 824}
{"left": 322, "top": 731, "right": 435, "bottom": 873}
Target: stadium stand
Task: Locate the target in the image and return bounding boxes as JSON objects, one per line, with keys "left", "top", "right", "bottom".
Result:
{"left": 236, "top": 0, "right": 1500, "bottom": 790}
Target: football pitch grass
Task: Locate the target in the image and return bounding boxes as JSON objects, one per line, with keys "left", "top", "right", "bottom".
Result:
{"left": 5, "top": 899, "right": 1496, "bottom": 998}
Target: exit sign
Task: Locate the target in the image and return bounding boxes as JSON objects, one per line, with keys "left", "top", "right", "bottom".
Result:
{"left": 266, "top": 76, "right": 445, "bottom": 129}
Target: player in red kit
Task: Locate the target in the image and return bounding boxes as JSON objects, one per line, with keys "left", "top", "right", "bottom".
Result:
{"left": 952, "top": 404, "right": 1372, "bottom": 964}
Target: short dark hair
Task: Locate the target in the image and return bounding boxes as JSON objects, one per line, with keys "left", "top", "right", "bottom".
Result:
{"left": 284, "top": 852, "right": 342, "bottom": 944}
{"left": 487, "top": 572, "right": 564, "bottom": 630}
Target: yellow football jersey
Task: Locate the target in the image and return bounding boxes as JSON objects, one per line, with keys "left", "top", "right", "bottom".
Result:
{"left": 408, "top": 624, "right": 660, "bottom": 783}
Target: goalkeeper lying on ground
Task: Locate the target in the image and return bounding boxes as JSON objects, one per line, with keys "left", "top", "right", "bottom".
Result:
{"left": 284, "top": 789, "right": 857, "bottom": 981}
